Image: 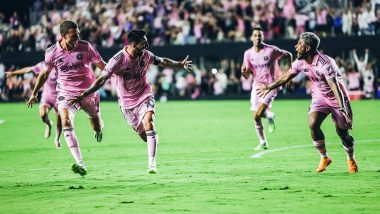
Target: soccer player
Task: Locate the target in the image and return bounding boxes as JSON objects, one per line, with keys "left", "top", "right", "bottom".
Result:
{"left": 27, "top": 20, "right": 107, "bottom": 176}
{"left": 68, "top": 29, "right": 192, "bottom": 174}
{"left": 257, "top": 32, "right": 358, "bottom": 173}
{"left": 241, "top": 27, "right": 292, "bottom": 150}
{"left": 6, "top": 62, "right": 62, "bottom": 148}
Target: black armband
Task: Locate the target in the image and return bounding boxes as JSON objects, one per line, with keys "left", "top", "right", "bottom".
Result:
{"left": 153, "top": 56, "right": 163, "bottom": 65}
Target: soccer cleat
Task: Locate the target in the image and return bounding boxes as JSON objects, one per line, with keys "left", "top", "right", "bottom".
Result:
{"left": 316, "top": 157, "right": 332, "bottom": 173}
{"left": 71, "top": 163, "right": 87, "bottom": 176}
{"left": 267, "top": 115, "right": 275, "bottom": 133}
{"left": 94, "top": 131, "right": 103, "bottom": 142}
{"left": 55, "top": 140, "right": 61, "bottom": 149}
{"left": 44, "top": 121, "right": 53, "bottom": 138}
{"left": 147, "top": 160, "right": 157, "bottom": 174}
{"left": 254, "top": 143, "right": 268, "bottom": 151}
{"left": 347, "top": 159, "right": 358, "bottom": 173}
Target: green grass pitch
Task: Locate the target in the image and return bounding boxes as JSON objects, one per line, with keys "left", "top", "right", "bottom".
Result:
{"left": 0, "top": 100, "right": 379, "bottom": 213}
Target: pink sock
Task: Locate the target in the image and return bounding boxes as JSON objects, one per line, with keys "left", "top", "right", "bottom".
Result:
{"left": 255, "top": 121, "right": 266, "bottom": 143}
{"left": 313, "top": 140, "right": 328, "bottom": 158}
{"left": 63, "top": 128, "right": 83, "bottom": 164}
{"left": 146, "top": 130, "right": 158, "bottom": 162}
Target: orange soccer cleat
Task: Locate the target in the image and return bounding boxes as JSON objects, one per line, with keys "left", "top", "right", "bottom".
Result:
{"left": 316, "top": 157, "right": 332, "bottom": 173}
{"left": 347, "top": 159, "right": 358, "bottom": 173}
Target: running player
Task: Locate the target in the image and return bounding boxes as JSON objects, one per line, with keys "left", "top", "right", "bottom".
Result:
{"left": 6, "top": 62, "right": 61, "bottom": 148}
{"left": 27, "top": 20, "right": 107, "bottom": 176}
{"left": 241, "top": 27, "right": 292, "bottom": 150}
{"left": 257, "top": 32, "right": 358, "bottom": 173}
{"left": 68, "top": 29, "right": 192, "bottom": 174}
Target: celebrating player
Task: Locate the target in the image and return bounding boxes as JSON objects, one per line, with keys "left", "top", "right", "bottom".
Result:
{"left": 241, "top": 27, "right": 292, "bottom": 150}
{"left": 68, "top": 29, "right": 192, "bottom": 174}
{"left": 257, "top": 32, "right": 358, "bottom": 173}
{"left": 6, "top": 61, "right": 62, "bottom": 148}
{"left": 27, "top": 20, "right": 107, "bottom": 176}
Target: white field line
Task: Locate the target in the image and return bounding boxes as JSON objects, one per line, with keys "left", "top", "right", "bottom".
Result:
{"left": 0, "top": 139, "right": 379, "bottom": 174}
{"left": 251, "top": 138, "right": 380, "bottom": 159}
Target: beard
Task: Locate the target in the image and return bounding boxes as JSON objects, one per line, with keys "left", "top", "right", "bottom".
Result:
{"left": 297, "top": 52, "right": 306, "bottom": 60}
{"left": 136, "top": 49, "right": 144, "bottom": 56}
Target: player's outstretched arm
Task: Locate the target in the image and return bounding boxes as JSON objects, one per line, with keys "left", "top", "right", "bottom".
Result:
{"left": 257, "top": 70, "right": 297, "bottom": 97}
{"left": 27, "top": 69, "right": 50, "bottom": 108}
{"left": 159, "top": 55, "right": 192, "bottom": 72}
{"left": 5, "top": 66, "right": 33, "bottom": 78}
{"left": 327, "top": 77, "right": 351, "bottom": 124}
{"left": 68, "top": 73, "right": 109, "bottom": 106}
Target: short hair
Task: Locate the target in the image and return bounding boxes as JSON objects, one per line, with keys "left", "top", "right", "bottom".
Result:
{"left": 60, "top": 20, "right": 78, "bottom": 35}
{"left": 127, "top": 29, "right": 146, "bottom": 44}
{"left": 252, "top": 27, "right": 263, "bottom": 32}
{"left": 300, "top": 32, "right": 320, "bottom": 52}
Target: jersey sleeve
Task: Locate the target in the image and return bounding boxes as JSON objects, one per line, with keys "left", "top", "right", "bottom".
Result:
{"left": 290, "top": 60, "right": 302, "bottom": 75}
{"left": 243, "top": 50, "right": 250, "bottom": 69}
{"left": 321, "top": 58, "right": 339, "bottom": 80}
{"left": 102, "top": 51, "right": 123, "bottom": 78}
{"left": 44, "top": 49, "right": 55, "bottom": 72}
{"left": 271, "top": 45, "right": 286, "bottom": 59}
{"left": 146, "top": 50, "right": 162, "bottom": 65}
{"left": 87, "top": 42, "right": 103, "bottom": 64}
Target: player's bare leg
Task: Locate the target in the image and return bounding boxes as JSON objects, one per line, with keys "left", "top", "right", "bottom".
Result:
{"left": 55, "top": 113, "right": 62, "bottom": 148}
{"left": 39, "top": 105, "right": 52, "bottom": 138}
{"left": 336, "top": 127, "right": 358, "bottom": 173}
{"left": 309, "top": 112, "right": 331, "bottom": 172}
{"left": 254, "top": 103, "right": 269, "bottom": 150}
{"left": 61, "top": 108, "right": 86, "bottom": 175}
{"left": 142, "top": 111, "right": 158, "bottom": 174}
{"left": 89, "top": 116, "right": 104, "bottom": 142}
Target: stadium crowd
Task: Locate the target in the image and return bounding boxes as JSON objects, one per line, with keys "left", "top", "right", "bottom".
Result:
{"left": 0, "top": 0, "right": 380, "bottom": 52}
{"left": 0, "top": 0, "right": 379, "bottom": 101}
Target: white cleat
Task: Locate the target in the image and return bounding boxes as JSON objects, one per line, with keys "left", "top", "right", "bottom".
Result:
{"left": 254, "top": 143, "right": 268, "bottom": 151}
{"left": 147, "top": 160, "right": 157, "bottom": 174}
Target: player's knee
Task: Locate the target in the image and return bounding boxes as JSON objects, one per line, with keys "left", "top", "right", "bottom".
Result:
{"left": 62, "top": 118, "right": 73, "bottom": 128}
{"left": 143, "top": 121, "right": 154, "bottom": 131}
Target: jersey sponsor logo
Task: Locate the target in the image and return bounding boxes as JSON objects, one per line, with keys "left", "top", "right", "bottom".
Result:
{"left": 76, "top": 53, "right": 83, "bottom": 60}
{"left": 124, "top": 72, "right": 142, "bottom": 81}
{"left": 253, "top": 63, "right": 270, "bottom": 69}
{"left": 60, "top": 63, "right": 85, "bottom": 72}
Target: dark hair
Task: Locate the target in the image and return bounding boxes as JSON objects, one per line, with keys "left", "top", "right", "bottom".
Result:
{"left": 252, "top": 27, "right": 263, "bottom": 32}
{"left": 60, "top": 20, "right": 78, "bottom": 35}
{"left": 127, "top": 29, "right": 146, "bottom": 44}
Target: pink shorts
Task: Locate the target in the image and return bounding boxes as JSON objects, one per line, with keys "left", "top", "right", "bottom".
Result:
{"left": 250, "top": 85, "right": 277, "bottom": 111}
{"left": 57, "top": 93, "right": 101, "bottom": 119}
{"left": 40, "top": 93, "right": 58, "bottom": 113}
{"left": 120, "top": 95, "right": 155, "bottom": 134}
{"left": 309, "top": 97, "right": 353, "bottom": 129}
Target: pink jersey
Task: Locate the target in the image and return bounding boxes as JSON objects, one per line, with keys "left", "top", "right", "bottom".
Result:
{"left": 45, "top": 40, "right": 103, "bottom": 95}
{"left": 243, "top": 43, "right": 286, "bottom": 85}
{"left": 290, "top": 52, "right": 349, "bottom": 107}
{"left": 32, "top": 61, "right": 58, "bottom": 97}
{"left": 102, "top": 48, "right": 158, "bottom": 108}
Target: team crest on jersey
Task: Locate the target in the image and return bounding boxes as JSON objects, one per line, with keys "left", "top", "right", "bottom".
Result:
{"left": 58, "top": 96, "right": 65, "bottom": 101}
{"left": 264, "top": 56, "right": 269, "bottom": 61}
{"left": 76, "top": 53, "right": 83, "bottom": 60}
